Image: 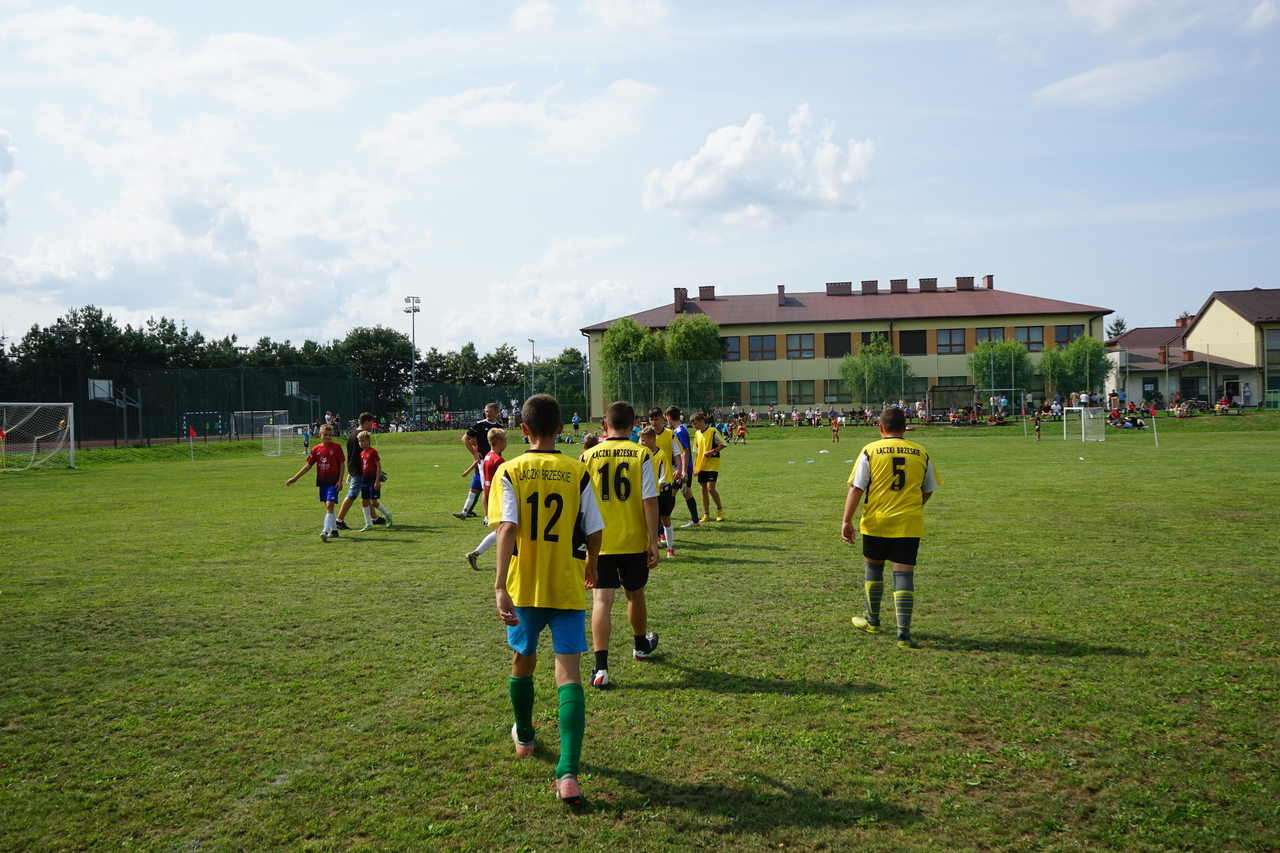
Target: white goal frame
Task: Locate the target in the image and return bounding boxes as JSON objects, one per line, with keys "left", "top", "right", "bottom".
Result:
{"left": 263, "top": 424, "right": 311, "bottom": 457}
{"left": 1063, "top": 406, "right": 1106, "bottom": 442}
{"left": 0, "top": 402, "right": 76, "bottom": 470}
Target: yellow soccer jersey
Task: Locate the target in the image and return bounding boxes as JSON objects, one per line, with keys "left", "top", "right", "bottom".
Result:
{"left": 848, "top": 436, "right": 940, "bottom": 538}
{"left": 488, "top": 450, "right": 604, "bottom": 610}
{"left": 650, "top": 426, "right": 675, "bottom": 486}
{"left": 693, "top": 426, "right": 726, "bottom": 474}
{"left": 582, "top": 437, "right": 659, "bottom": 555}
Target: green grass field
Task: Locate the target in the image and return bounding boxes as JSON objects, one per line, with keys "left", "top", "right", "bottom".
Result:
{"left": 2, "top": 415, "right": 1278, "bottom": 851}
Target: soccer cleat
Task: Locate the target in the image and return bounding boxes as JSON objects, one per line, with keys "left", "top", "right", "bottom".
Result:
{"left": 633, "top": 632, "right": 659, "bottom": 661}
{"left": 897, "top": 637, "right": 920, "bottom": 650}
{"left": 451, "top": 512, "right": 469, "bottom": 520}
{"left": 657, "top": 536, "right": 667, "bottom": 547}
{"left": 382, "top": 512, "right": 393, "bottom": 527}
{"left": 335, "top": 519, "right": 350, "bottom": 530}
{"left": 715, "top": 509, "right": 724, "bottom": 522}
{"left": 590, "top": 668, "right": 610, "bottom": 688}
{"left": 466, "top": 551, "right": 480, "bottom": 571}
{"left": 699, "top": 514, "right": 710, "bottom": 523}
{"left": 681, "top": 520, "right": 701, "bottom": 529}
{"left": 510, "top": 723, "right": 535, "bottom": 758}
{"left": 372, "top": 516, "right": 386, "bottom": 525}
{"left": 555, "top": 774, "right": 583, "bottom": 805}
{"left": 666, "top": 548, "right": 676, "bottom": 559}
{"left": 851, "top": 615, "right": 881, "bottom": 634}
{"left": 360, "top": 525, "right": 374, "bottom": 532}
{"left": 328, "top": 529, "right": 339, "bottom": 539}
{"left": 320, "top": 531, "right": 330, "bottom": 542}
{"left": 466, "top": 511, "right": 478, "bottom": 518}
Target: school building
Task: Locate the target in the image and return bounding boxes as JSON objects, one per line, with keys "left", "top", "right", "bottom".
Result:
{"left": 580, "top": 276, "right": 1112, "bottom": 414}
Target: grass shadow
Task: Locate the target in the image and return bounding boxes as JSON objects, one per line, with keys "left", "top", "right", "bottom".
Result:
{"left": 925, "top": 633, "right": 1145, "bottom": 658}
{"left": 626, "top": 660, "right": 886, "bottom": 698}
{"left": 584, "top": 765, "right": 921, "bottom": 831}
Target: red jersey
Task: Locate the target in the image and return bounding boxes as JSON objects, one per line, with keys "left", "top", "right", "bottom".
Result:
{"left": 360, "top": 446, "right": 381, "bottom": 480}
{"left": 481, "top": 450, "right": 505, "bottom": 501}
{"left": 307, "top": 441, "right": 344, "bottom": 486}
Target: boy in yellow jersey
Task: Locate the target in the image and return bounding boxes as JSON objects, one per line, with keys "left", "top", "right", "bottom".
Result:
{"left": 646, "top": 407, "right": 679, "bottom": 557}
{"left": 690, "top": 411, "right": 727, "bottom": 522}
{"left": 582, "top": 401, "right": 660, "bottom": 690}
{"left": 841, "top": 406, "right": 940, "bottom": 649}
{"left": 489, "top": 394, "right": 604, "bottom": 805}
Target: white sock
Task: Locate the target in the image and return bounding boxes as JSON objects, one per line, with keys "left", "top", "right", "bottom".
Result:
{"left": 475, "top": 530, "right": 498, "bottom": 555}
{"left": 363, "top": 506, "right": 373, "bottom": 525}
{"left": 462, "top": 491, "right": 478, "bottom": 513}
{"left": 664, "top": 525, "right": 674, "bottom": 548}
{"left": 324, "top": 511, "right": 336, "bottom": 532}
{"left": 376, "top": 502, "right": 389, "bottom": 516}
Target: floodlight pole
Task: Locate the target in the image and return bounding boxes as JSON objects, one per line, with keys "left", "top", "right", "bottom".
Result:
{"left": 404, "top": 296, "right": 420, "bottom": 417}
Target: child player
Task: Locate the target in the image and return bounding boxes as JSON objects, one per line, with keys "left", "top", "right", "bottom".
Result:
{"left": 646, "top": 408, "right": 678, "bottom": 557}
{"left": 355, "top": 430, "right": 391, "bottom": 531}
{"left": 464, "top": 427, "right": 507, "bottom": 570}
{"left": 690, "top": 411, "right": 727, "bottom": 522}
{"left": 664, "top": 406, "right": 702, "bottom": 529}
{"left": 582, "top": 401, "right": 660, "bottom": 690}
{"left": 841, "top": 406, "right": 941, "bottom": 649}
{"left": 285, "top": 423, "right": 345, "bottom": 541}
{"left": 489, "top": 395, "right": 604, "bottom": 805}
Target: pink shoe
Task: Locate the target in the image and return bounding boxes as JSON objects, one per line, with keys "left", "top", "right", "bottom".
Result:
{"left": 511, "top": 723, "right": 535, "bottom": 757}
{"left": 555, "top": 774, "right": 583, "bottom": 804}
{"left": 666, "top": 548, "right": 676, "bottom": 559}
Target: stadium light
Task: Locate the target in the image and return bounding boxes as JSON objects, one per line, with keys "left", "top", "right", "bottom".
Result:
{"left": 404, "top": 296, "right": 420, "bottom": 413}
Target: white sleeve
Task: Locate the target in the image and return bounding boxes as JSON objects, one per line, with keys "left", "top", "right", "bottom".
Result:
{"left": 579, "top": 477, "right": 605, "bottom": 536}
{"left": 851, "top": 453, "right": 871, "bottom": 490}
{"left": 499, "top": 472, "right": 519, "bottom": 524}
{"left": 922, "top": 458, "right": 939, "bottom": 493}
{"left": 640, "top": 450, "right": 658, "bottom": 499}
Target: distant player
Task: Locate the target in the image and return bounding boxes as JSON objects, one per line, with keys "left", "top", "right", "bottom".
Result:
{"left": 841, "top": 407, "right": 941, "bottom": 649}
{"left": 455, "top": 402, "right": 502, "bottom": 520}
{"left": 690, "top": 411, "right": 727, "bottom": 522}
{"left": 355, "top": 430, "right": 388, "bottom": 531}
{"left": 490, "top": 394, "right": 603, "bottom": 805}
{"left": 571, "top": 412, "right": 581, "bottom": 443}
{"left": 285, "top": 423, "right": 345, "bottom": 542}
{"left": 646, "top": 408, "right": 678, "bottom": 557}
{"left": 465, "top": 427, "right": 507, "bottom": 570}
{"left": 664, "top": 405, "right": 702, "bottom": 529}
{"left": 831, "top": 415, "right": 840, "bottom": 443}
{"left": 335, "top": 413, "right": 379, "bottom": 530}
{"left": 582, "top": 401, "right": 660, "bottom": 691}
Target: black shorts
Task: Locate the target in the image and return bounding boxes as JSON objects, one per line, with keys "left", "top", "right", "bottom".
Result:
{"left": 596, "top": 553, "right": 649, "bottom": 591}
{"left": 658, "top": 486, "right": 676, "bottom": 517}
{"left": 862, "top": 534, "right": 921, "bottom": 566}
{"left": 697, "top": 470, "right": 719, "bottom": 484}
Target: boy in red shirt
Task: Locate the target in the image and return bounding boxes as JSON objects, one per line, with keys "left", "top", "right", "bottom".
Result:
{"left": 465, "top": 428, "right": 508, "bottom": 570}
{"left": 285, "top": 423, "right": 345, "bottom": 541}
{"left": 355, "top": 430, "right": 386, "bottom": 531}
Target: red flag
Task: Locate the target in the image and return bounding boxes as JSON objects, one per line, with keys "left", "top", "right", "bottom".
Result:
{"left": 0, "top": 428, "right": 6, "bottom": 439}
{"left": 188, "top": 425, "right": 197, "bottom": 438}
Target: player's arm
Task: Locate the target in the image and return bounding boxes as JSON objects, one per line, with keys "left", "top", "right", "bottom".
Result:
{"left": 579, "top": 476, "right": 605, "bottom": 588}
{"left": 640, "top": 453, "right": 660, "bottom": 567}
{"left": 462, "top": 431, "right": 479, "bottom": 461}
{"left": 842, "top": 485, "right": 864, "bottom": 543}
{"left": 494, "top": 521, "right": 518, "bottom": 625}
{"left": 285, "top": 457, "right": 314, "bottom": 486}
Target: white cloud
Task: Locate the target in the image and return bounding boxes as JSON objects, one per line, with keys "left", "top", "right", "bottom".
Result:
{"left": 578, "top": 0, "right": 671, "bottom": 28}
{"left": 1246, "top": 0, "right": 1279, "bottom": 31}
{"left": 0, "top": 129, "right": 15, "bottom": 228}
{"left": 643, "top": 105, "right": 875, "bottom": 226}
{"left": 362, "top": 79, "right": 658, "bottom": 171}
{"left": 519, "top": 235, "right": 631, "bottom": 277}
{"left": 1034, "top": 51, "right": 1213, "bottom": 108}
{"left": 1067, "top": 0, "right": 1274, "bottom": 38}
{"left": 511, "top": 0, "right": 559, "bottom": 32}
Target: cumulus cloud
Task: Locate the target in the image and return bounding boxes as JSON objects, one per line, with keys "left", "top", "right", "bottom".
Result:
{"left": 1034, "top": 51, "right": 1213, "bottom": 108}
{"left": 1246, "top": 0, "right": 1279, "bottom": 31}
{"left": 518, "top": 235, "right": 631, "bottom": 277}
{"left": 362, "top": 79, "right": 658, "bottom": 171}
{"left": 511, "top": 0, "right": 559, "bottom": 32}
{"left": 643, "top": 105, "right": 875, "bottom": 226}
{"left": 0, "top": 129, "right": 15, "bottom": 228}
{"left": 578, "top": 0, "right": 671, "bottom": 28}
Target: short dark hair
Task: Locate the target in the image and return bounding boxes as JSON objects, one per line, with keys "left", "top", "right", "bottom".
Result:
{"left": 359, "top": 412, "right": 375, "bottom": 425}
{"left": 606, "top": 401, "right": 636, "bottom": 431}
{"left": 522, "top": 394, "right": 562, "bottom": 437}
{"left": 690, "top": 411, "right": 706, "bottom": 425}
{"left": 648, "top": 407, "right": 664, "bottom": 419}
{"left": 664, "top": 405, "right": 682, "bottom": 420}
{"left": 880, "top": 407, "right": 906, "bottom": 433}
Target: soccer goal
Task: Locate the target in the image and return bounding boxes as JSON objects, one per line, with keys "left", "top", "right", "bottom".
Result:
{"left": 1063, "top": 407, "right": 1106, "bottom": 442}
{"left": 0, "top": 402, "right": 76, "bottom": 471}
{"left": 262, "top": 424, "right": 311, "bottom": 457}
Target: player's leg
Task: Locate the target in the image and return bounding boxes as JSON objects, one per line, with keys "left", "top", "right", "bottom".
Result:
{"left": 507, "top": 609, "right": 542, "bottom": 755}
{"left": 336, "top": 475, "right": 361, "bottom": 528}
{"left": 853, "top": 535, "right": 890, "bottom": 635}
{"left": 549, "top": 611, "right": 588, "bottom": 804}
{"left": 707, "top": 476, "right": 723, "bottom": 519}
{"left": 681, "top": 482, "right": 700, "bottom": 527}
{"left": 891, "top": 562, "right": 917, "bottom": 648}
{"left": 699, "top": 480, "right": 711, "bottom": 521}
{"left": 456, "top": 470, "right": 482, "bottom": 519}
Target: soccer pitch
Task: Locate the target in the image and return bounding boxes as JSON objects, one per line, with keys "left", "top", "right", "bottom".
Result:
{"left": 2, "top": 417, "right": 1278, "bottom": 851}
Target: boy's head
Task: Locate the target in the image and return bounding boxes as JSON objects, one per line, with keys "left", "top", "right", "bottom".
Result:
{"left": 319, "top": 424, "right": 334, "bottom": 440}
{"left": 690, "top": 412, "right": 707, "bottom": 428}
{"left": 606, "top": 401, "right": 636, "bottom": 432}
{"left": 359, "top": 412, "right": 376, "bottom": 430}
{"left": 879, "top": 407, "right": 906, "bottom": 435}
{"left": 664, "top": 405, "right": 682, "bottom": 424}
{"left": 639, "top": 425, "right": 656, "bottom": 450}
{"left": 487, "top": 427, "right": 507, "bottom": 451}
{"left": 521, "top": 394, "right": 562, "bottom": 438}
{"left": 581, "top": 434, "right": 599, "bottom": 452}
{"left": 357, "top": 429, "right": 371, "bottom": 447}
{"left": 648, "top": 407, "right": 664, "bottom": 428}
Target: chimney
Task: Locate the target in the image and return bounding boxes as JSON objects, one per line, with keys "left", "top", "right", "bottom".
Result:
{"left": 861, "top": 280, "right": 879, "bottom": 295}
{"left": 1183, "top": 349, "right": 1194, "bottom": 362}
{"left": 890, "top": 278, "right": 908, "bottom": 294}
{"left": 825, "top": 281, "right": 852, "bottom": 296}
{"left": 1158, "top": 346, "right": 1167, "bottom": 364}
{"left": 919, "top": 277, "right": 938, "bottom": 292}
{"left": 1175, "top": 316, "right": 1188, "bottom": 328}
{"left": 956, "top": 276, "right": 975, "bottom": 291}
{"left": 698, "top": 285, "right": 716, "bottom": 301}
{"left": 673, "top": 287, "right": 687, "bottom": 313}
{"left": 982, "top": 274, "right": 995, "bottom": 289}
{"left": 777, "top": 284, "right": 786, "bottom": 306}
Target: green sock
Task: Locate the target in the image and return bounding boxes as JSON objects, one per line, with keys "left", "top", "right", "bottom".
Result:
{"left": 555, "top": 683, "right": 585, "bottom": 779}
{"left": 864, "top": 561, "right": 884, "bottom": 625}
{"left": 509, "top": 676, "right": 535, "bottom": 743}
{"left": 893, "top": 570, "right": 915, "bottom": 640}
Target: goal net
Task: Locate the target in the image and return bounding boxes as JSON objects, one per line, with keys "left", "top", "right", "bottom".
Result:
{"left": 1064, "top": 407, "right": 1106, "bottom": 442}
{"left": 263, "top": 424, "right": 311, "bottom": 457}
{"left": 232, "top": 410, "right": 289, "bottom": 441}
{"left": 1, "top": 402, "right": 76, "bottom": 471}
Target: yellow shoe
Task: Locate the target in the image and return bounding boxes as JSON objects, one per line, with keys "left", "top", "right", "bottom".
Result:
{"left": 715, "top": 509, "right": 724, "bottom": 522}
{"left": 699, "top": 514, "right": 710, "bottom": 523}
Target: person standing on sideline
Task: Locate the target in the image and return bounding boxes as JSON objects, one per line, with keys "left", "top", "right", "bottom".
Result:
{"left": 490, "top": 395, "right": 603, "bottom": 805}
{"left": 582, "top": 402, "right": 661, "bottom": 690}
{"left": 841, "top": 407, "right": 941, "bottom": 649}
{"left": 336, "top": 413, "right": 379, "bottom": 530}
{"left": 664, "top": 405, "right": 702, "bottom": 529}
{"left": 455, "top": 402, "right": 502, "bottom": 520}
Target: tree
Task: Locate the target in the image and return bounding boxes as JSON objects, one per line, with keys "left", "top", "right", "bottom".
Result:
{"left": 1106, "top": 315, "right": 1128, "bottom": 340}
{"left": 418, "top": 347, "right": 454, "bottom": 383}
{"left": 15, "top": 305, "right": 126, "bottom": 370}
{"left": 480, "top": 343, "right": 523, "bottom": 386}
{"left": 966, "top": 340, "right": 1037, "bottom": 393}
{"left": 1038, "top": 348, "right": 1064, "bottom": 398}
{"left": 600, "top": 318, "right": 666, "bottom": 405}
{"left": 335, "top": 326, "right": 414, "bottom": 414}
{"left": 838, "top": 334, "right": 914, "bottom": 406}
{"left": 664, "top": 315, "right": 722, "bottom": 362}
{"left": 1055, "top": 336, "right": 1113, "bottom": 395}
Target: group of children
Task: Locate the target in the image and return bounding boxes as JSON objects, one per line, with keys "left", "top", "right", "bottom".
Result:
{"left": 285, "top": 412, "right": 393, "bottom": 541}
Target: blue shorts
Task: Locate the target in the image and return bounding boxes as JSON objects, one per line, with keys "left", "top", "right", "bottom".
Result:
{"left": 345, "top": 474, "right": 365, "bottom": 500}
{"left": 470, "top": 471, "right": 482, "bottom": 491}
{"left": 318, "top": 485, "right": 339, "bottom": 504}
{"left": 506, "top": 608, "right": 588, "bottom": 656}
{"left": 359, "top": 481, "right": 377, "bottom": 500}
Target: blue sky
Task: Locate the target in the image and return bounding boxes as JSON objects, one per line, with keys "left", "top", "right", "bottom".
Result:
{"left": 1, "top": 0, "right": 1277, "bottom": 358}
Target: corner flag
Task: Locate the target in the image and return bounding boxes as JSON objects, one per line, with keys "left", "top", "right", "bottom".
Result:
{"left": 188, "top": 425, "right": 197, "bottom": 437}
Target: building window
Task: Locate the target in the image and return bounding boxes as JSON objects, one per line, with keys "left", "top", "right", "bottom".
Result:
{"left": 906, "top": 377, "right": 929, "bottom": 398}
{"left": 787, "top": 379, "right": 815, "bottom": 405}
{"left": 786, "top": 333, "right": 815, "bottom": 359}
{"left": 1016, "top": 326, "right": 1044, "bottom": 352}
{"left": 749, "top": 380, "right": 778, "bottom": 405}
{"left": 824, "top": 333, "right": 851, "bottom": 358}
{"left": 721, "top": 383, "right": 741, "bottom": 405}
{"left": 936, "top": 328, "right": 966, "bottom": 354}
{"left": 976, "top": 327, "right": 1004, "bottom": 343}
{"left": 861, "top": 331, "right": 891, "bottom": 350}
{"left": 937, "top": 375, "right": 968, "bottom": 386}
{"left": 721, "top": 336, "right": 740, "bottom": 362}
{"left": 899, "top": 330, "right": 927, "bottom": 356}
{"left": 824, "top": 378, "right": 851, "bottom": 404}
{"left": 1055, "top": 325, "right": 1084, "bottom": 348}
{"left": 748, "top": 335, "right": 776, "bottom": 361}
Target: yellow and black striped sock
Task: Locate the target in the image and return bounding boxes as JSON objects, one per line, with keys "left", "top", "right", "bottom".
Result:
{"left": 893, "top": 570, "right": 914, "bottom": 640}
{"left": 864, "top": 561, "right": 884, "bottom": 625}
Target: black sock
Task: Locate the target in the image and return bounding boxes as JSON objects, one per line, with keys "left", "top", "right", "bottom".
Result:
{"left": 686, "top": 497, "right": 700, "bottom": 523}
{"left": 594, "top": 650, "right": 608, "bottom": 671}
{"left": 634, "top": 635, "right": 648, "bottom": 652}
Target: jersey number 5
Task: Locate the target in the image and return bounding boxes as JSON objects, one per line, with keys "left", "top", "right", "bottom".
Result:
{"left": 525, "top": 492, "right": 564, "bottom": 541}
{"left": 890, "top": 456, "right": 906, "bottom": 491}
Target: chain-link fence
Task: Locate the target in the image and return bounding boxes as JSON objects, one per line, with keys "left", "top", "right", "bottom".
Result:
{"left": 601, "top": 360, "right": 722, "bottom": 414}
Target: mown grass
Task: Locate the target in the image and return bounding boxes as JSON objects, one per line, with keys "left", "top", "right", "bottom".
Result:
{"left": 1, "top": 413, "right": 1277, "bottom": 851}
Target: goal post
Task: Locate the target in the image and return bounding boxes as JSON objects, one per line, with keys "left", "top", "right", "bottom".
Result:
{"left": 1063, "top": 407, "right": 1106, "bottom": 442}
{"left": 263, "top": 424, "right": 311, "bottom": 457}
{"left": 0, "top": 402, "right": 76, "bottom": 471}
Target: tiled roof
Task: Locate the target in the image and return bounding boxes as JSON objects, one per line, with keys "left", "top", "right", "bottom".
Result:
{"left": 1108, "top": 326, "right": 1185, "bottom": 348}
{"left": 1193, "top": 288, "right": 1280, "bottom": 326}
{"left": 581, "top": 286, "right": 1111, "bottom": 332}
